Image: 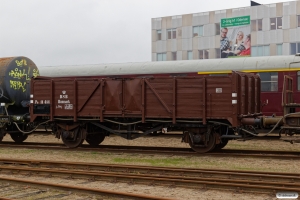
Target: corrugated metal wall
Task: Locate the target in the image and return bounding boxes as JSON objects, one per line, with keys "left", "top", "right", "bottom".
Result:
{"left": 177, "top": 51, "right": 182, "bottom": 60}
{"left": 156, "top": 41, "right": 167, "bottom": 53}
{"left": 182, "top": 26, "right": 192, "bottom": 39}
{"left": 182, "top": 38, "right": 192, "bottom": 50}
{"left": 152, "top": 18, "right": 162, "bottom": 30}
{"left": 232, "top": 7, "right": 250, "bottom": 17}
{"left": 172, "top": 16, "right": 182, "bottom": 28}
{"left": 282, "top": 43, "right": 290, "bottom": 55}
{"left": 214, "top": 10, "right": 226, "bottom": 23}
{"left": 203, "top": 24, "right": 215, "bottom": 36}
{"left": 282, "top": 15, "right": 290, "bottom": 29}
{"left": 192, "top": 12, "right": 209, "bottom": 25}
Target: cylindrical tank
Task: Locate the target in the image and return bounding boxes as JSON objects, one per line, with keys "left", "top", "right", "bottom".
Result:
{"left": 0, "top": 57, "right": 39, "bottom": 106}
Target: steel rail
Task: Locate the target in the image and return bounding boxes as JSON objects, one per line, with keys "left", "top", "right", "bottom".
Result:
{"left": 3, "top": 141, "right": 300, "bottom": 154}
{"left": 0, "top": 158, "right": 299, "bottom": 178}
{"left": 0, "top": 177, "right": 174, "bottom": 200}
{"left": 0, "top": 142, "right": 193, "bottom": 151}
{"left": 0, "top": 143, "right": 300, "bottom": 159}
{"left": 0, "top": 162, "right": 299, "bottom": 194}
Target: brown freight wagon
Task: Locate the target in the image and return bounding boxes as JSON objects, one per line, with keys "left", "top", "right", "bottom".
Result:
{"left": 30, "top": 71, "right": 261, "bottom": 152}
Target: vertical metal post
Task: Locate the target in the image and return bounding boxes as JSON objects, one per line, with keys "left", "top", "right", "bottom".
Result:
{"left": 122, "top": 79, "right": 125, "bottom": 117}
{"left": 50, "top": 79, "right": 53, "bottom": 121}
{"left": 231, "top": 72, "right": 239, "bottom": 127}
{"left": 203, "top": 78, "right": 206, "bottom": 125}
{"left": 73, "top": 79, "right": 77, "bottom": 122}
{"left": 172, "top": 78, "right": 176, "bottom": 124}
{"left": 100, "top": 79, "right": 104, "bottom": 122}
{"left": 30, "top": 80, "right": 34, "bottom": 122}
{"left": 142, "top": 79, "right": 145, "bottom": 123}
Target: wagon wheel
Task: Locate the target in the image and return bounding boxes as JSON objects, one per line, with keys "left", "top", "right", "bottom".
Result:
{"left": 188, "top": 132, "right": 216, "bottom": 153}
{"left": 61, "top": 127, "right": 84, "bottom": 148}
{"left": 10, "top": 132, "right": 28, "bottom": 143}
{"left": 214, "top": 138, "right": 229, "bottom": 150}
{"left": 86, "top": 134, "right": 105, "bottom": 146}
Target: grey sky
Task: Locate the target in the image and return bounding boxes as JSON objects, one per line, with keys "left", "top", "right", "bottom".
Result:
{"left": 0, "top": 0, "right": 293, "bottom": 66}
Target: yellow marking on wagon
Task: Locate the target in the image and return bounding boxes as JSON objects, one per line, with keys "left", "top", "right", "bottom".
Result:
{"left": 197, "top": 68, "right": 300, "bottom": 74}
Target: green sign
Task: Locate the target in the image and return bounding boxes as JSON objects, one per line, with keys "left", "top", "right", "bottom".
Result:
{"left": 221, "top": 16, "right": 250, "bottom": 27}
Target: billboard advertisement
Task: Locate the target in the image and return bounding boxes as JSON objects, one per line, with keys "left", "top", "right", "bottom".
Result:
{"left": 220, "top": 16, "right": 251, "bottom": 58}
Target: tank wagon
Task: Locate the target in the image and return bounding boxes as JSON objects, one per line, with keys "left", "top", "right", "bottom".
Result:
{"left": 30, "top": 71, "right": 261, "bottom": 152}
{"left": 0, "top": 57, "right": 39, "bottom": 142}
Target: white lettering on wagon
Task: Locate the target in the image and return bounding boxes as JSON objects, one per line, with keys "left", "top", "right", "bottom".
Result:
{"left": 56, "top": 90, "right": 73, "bottom": 110}
{"left": 60, "top": 94, "right": 68, "bottom": 99}
{"left": 56, "top": 105, "right": 62, "bottom": 109}
{"left": 216, "top": 88, "right": 222, "bottom": 93}
{"left": 33, "top": 100, "right": 50, "bottom": 104}
{"left": 64, "top": 104, "right": 73, "bottom": 110}
{"left": 58, "top": 100, "right": 70, "bottom": 104}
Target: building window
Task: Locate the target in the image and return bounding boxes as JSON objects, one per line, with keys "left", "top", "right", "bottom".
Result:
{"left": 258, "top": 72, "right": 278, "bottom": 91}
{"left": 270, "top": 17, "right": 282, "bottom": 30}
{"left": 276, "top": 44, "right": 282, "bottom": 55}
{"left": 215, "top": 48, "right": 220, "bottom": 58}
{"left": 215, "top": 23, "right": 220, "bottom": 35}
{"left": 199, "top": 50, "right": 209, "bottom": 59}
{"left": 252, "top": 45, "right": 270, "bottom": 57}
{"left": 172, "top": 52, "right": 177, "bottom": 60}
{"left": 157, "top": 53, "right": 166, "bottom": 61}
{"left": 291, "top": 43, "right": 296, "bottom": 54}
{"left": 157, "top": 30, "right": 162, "bottom": 40}
{"left": 187, "top": 51, "right": 193, "bottom": 60}
{"left": 251, "top": 19, "right": 262, "bottom": 31}
{"left": 167, "top": 28, "right": 176, "bottom": 39}
{"left": 205, "top": 50, "right": 209, "bottom": 59}
{"left": 290, "top": 43, "right": 300, "bottom": 55}
{"left": 193, "top": 26, "right": 203, "bottom": 37}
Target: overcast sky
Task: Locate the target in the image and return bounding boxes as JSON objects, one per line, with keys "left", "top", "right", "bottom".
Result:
{"left": 0, "top": 0, "right": 293, "bottom": 66}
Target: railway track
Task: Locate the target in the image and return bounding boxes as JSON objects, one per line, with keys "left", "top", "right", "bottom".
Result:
{"left": 0, "top": 178, "right": 172, "bottom": 200}
{"left": 0, "top": 158, "right": 299, "bottom": 194}
{"left": 0, "top": 142, "right": 300, "bottom": 160}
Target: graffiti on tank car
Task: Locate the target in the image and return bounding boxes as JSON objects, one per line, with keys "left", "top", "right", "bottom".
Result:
{"left": 9, "top": 67, "right": 40, "bottom": 80}
{"left": 9, "top": 68, "right": 31, "bottom": 80}
{"left": 32, "top": 69, "right": 39, "bottom": 78}
{"left": 15, "top": 59, "right": 27, "bottom": 67}
{"left": 9, "top": 80, "right": 26, "bottom": 92}
{"left": 8, "top": 59, "right": 40, "bottom": 93}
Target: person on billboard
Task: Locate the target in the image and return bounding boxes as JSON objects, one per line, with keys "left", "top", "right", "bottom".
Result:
{"left": 220, "top": 28, "right": 230, "bottom": 58}
{"left": 234, "top": 31, "right": 244, "bottom": 49}
{"left": 222, "top": 31, "right": 245, "bottom": 56}
{"left": 239, "top": 34, "right": 251, "bottom": 56}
